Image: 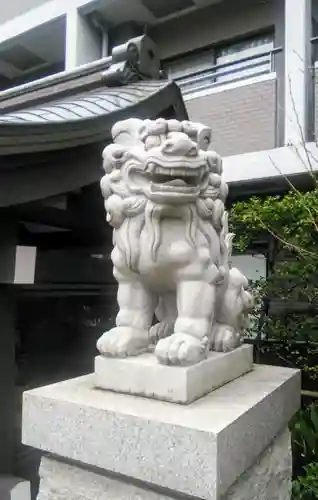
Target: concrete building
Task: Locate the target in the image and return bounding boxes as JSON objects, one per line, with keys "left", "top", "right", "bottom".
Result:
{"left": 0, "top": 0, "right": 316, "bottom": 497}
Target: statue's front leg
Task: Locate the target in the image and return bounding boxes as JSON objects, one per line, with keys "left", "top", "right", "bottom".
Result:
{"left": 155, "top": 280, "right": 215, "bottom": 365}
{"left": 97, "top": 274, "right": 154, "bottom": 357}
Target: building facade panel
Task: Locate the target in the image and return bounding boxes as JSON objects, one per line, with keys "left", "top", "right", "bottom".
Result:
{"left": 0, "top": 0, "right": 48, "bottom": 25}
{"left": 151, "top": 0, "right": 275, "bottom": 59}
{"left": 185, "top": 78, "right": 277, "bottom": 156}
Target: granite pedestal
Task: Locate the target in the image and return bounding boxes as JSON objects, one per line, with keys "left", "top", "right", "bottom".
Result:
{"left": 22, "top": 364, "right": 300, "bottom": 500}
{"left": 95, "top": 344, "right": 253, "bottom": 404}
{"left": 34, "top": 428, "right": 292, "bottom": 500}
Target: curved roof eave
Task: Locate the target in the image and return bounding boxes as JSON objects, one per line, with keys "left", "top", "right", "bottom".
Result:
{"left": 0, "top": 80, "right": 186, "bottom": 155}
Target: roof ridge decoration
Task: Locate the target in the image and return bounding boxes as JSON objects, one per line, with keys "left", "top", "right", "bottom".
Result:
{"left": 0, "top": 35, "right": 163, "bottom": 109}
{"left": 102, "top": 35, "right": 164, "bottom": 86}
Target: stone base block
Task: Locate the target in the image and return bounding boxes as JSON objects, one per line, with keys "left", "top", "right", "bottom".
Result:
{"left": 94, "top": 344, "right": 253, "bottom": 403}
{"left": 35, "top": 428, "right": 292, "bottom": 500}
{"left": 22, "top": 364, "right": 300, "bottom": 500}
{"left": 0, "top": 475, "right": 31, "bottom": 500}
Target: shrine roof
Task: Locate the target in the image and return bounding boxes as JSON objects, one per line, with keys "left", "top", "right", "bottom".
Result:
{"left": 0, "top": 35, "right": 187, "bottom": 155}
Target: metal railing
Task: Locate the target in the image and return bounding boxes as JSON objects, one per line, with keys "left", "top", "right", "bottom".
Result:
{"left": 171, "top": 47, "right": 282, "bottom": 96}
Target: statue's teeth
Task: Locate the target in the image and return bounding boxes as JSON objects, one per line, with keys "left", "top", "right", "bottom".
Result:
{"left": 155, "top": 166, "right": 167, "bottom": 175}
{"left": 148, "top": 162, "right": 156, "bottom": 172}
{"left": 173, "top": 168, "right": 186, "bottom": 177}
{"left": 152, "top": 166, "right": 201, "bottom": 178}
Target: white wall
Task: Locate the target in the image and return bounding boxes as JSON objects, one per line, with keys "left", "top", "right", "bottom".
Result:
{"left": 230, "top": 254, "right": 267, "bottom": 282}
{"left": 222, "top": 142, "right": 318, "bottom": 184}
{"left": 0, "top": 0, "right": 48, "bottom": 25}
{"left": 14, "top": 246, "right": 37, "bottom": 284}
{"left": 65, "top": 8, "right": 101, "bottom": 70}
{"left": 284, "top": 0, "right": 312, "bottom": 144}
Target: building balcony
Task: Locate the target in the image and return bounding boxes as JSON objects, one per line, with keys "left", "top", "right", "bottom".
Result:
{"left": 168, "top": 46, "right": 282, "bottom": 157}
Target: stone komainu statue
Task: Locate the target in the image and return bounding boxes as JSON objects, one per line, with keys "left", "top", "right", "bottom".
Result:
{"left": 97, "top": 118, "right": 254, "bottom": 365}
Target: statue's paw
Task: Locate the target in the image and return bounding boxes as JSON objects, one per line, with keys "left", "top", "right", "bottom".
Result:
{"left": 96, "top": 327, "right": 149, "bottom": 357}
{"left": 212, "top": 327, "right": 242, "bottom": 352}
{"left": 155, "top": 333, "right": 208, "bottom": 366}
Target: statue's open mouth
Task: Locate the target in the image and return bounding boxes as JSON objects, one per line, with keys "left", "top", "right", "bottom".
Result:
{"left": 145, "top": 163, "right": 208, "bottom": 194}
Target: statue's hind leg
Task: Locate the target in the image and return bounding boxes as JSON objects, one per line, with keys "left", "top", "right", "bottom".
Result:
{"left": 97, "top": 273, "right": 155, "bottom": 357}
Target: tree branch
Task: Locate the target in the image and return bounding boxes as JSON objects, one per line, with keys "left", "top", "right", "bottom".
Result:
{"left": 259, "top": 221, "right": 317, "bottom": 258}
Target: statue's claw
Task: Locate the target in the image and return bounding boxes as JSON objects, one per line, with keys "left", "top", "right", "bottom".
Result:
{"left": 155, "top": 333, "right": 208, "bottom": 366}
{"left": 97, "top": 327, "right": 149, "bottom": 357}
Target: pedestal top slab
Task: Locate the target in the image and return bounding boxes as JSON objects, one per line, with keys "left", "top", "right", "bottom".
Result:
{"left": 95, "top": 344, "right": 253, "bottom": 404}
{"left": 22, "top": 365, "right": 300, "bottom": 500}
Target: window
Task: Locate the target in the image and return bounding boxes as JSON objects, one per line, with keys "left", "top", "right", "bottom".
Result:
{"left": 163, "top": 32, "right": 275, "bottom": 96}
{"left": 163, "top": 48, "right": 215, "bottom": 95}
{"left": 215, "top": 33, "right": 274, "bottom": 84}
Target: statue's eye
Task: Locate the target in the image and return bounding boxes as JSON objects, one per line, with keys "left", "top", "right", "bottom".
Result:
{"left": 113, "top": 149, "right": 124, "bottom": 159}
